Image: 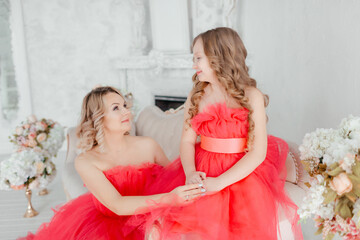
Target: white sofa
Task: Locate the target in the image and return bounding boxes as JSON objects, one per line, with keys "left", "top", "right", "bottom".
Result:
{"left": 62, "top": 105, "right": 309, "bottom": 239}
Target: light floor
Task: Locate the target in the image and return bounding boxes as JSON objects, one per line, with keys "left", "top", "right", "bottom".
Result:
{"left": 0, "top": 152, "right": 339, "bottom": 240}
{"left": 0, "top": 152, "right": 67, "bottom": 240}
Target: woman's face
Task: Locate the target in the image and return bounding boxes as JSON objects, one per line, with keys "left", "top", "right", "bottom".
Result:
{"left": 192, "top": 38, "right": 217, "bottom": 83}
{"left": 102, "top": 92, "right": 131, "bottom": 133}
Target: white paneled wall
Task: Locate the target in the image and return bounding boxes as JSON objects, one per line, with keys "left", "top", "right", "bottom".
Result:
{"left": 0, "top": 0, "right": 135, "bottom": 154}
{"left": 235, "top": 0, "right": 360, "bottom": 145}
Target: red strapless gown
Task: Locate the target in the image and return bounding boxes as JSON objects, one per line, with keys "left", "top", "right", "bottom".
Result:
{"left": 126, "top": 102, "right": 304, "bottom": 240}
{"left": 18, "top": 163, "right": 164, "bottom": 240}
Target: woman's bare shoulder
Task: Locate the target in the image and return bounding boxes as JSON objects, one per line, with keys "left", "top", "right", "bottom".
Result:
{"left": 74, "top": 151, "right": 99, "bottom": 171}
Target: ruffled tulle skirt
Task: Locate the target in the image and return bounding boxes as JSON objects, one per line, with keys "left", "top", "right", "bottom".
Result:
{"left": 19, "top": 136, "right": 303, "bottom": 240}
{"left": 126, "top": 135, "right": 303, "bottom": 240}
{"left": 18, "top": 193, "right": 145, "bottom": 240}
{"left": 18, "top": 163, "right": 167, "bottom": 240}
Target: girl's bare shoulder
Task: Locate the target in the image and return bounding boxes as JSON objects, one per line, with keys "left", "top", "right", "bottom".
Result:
{"left": 244, "top": 87, "right": 264, "bottom": 104}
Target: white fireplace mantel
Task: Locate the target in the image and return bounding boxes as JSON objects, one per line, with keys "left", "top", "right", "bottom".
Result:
{"left": 112, "top": 51, "right": 194, "bottom": 115}
{"left": 113, "top": 50, "right": 193, "bottom": 73}
{"left": 111, "top": 0, "right": 238, "bottom": 114}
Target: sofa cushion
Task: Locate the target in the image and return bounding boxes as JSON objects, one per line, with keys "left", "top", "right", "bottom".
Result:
{"left": 62, "top": 127, "right": 88, "bottom": 200}
{"left": 136, "top": 106, "right": 184, "bottom": 161}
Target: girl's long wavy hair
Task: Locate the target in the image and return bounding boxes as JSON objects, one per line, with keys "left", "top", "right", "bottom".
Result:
{"left": 76, "top": 86, "right": 123, "bottom": 152}
{"left": 188, "top": 27, "right": 269, "bottom": 150}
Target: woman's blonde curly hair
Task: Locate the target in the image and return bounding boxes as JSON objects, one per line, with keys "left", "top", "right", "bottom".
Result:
{"left": 188, "top": 27, "right": 269, "bottom": 150}
{"left": 76, "top": 86, "right": 123, "bottom": 152}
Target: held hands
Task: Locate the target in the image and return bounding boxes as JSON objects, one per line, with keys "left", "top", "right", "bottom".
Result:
{"left": 185, "top": 172, "right": 226, "bottom": 195}
{"left": 185, "top": 171, "right": 206, "bottom": 185}
{"left": 170, "top": 183, "right": 206, "bottom": 203}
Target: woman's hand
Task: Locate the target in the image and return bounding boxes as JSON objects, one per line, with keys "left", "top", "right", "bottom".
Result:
{"left": 170, "top": 183, "right": 206, "bottom": 203}
{"left": 185, "top": 171, "right": 206, "bottom": 185}
{"left": 203, "top": 177, "right": 226, "bottom": 194}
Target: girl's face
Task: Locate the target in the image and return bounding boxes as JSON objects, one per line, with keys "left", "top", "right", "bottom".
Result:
{"left": 102, "top": 92, "right": 131, "bottom": 133}
{"left": 192, "top": 38, "right": 217, "bottom": 83}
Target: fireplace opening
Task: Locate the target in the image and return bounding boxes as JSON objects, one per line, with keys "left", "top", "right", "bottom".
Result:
{"left": 154, "top": 95, "right": 186, "bottom": 111}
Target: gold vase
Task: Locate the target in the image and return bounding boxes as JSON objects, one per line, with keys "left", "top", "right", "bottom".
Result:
{"left": 24, "top": 186, "right": 39, "bottom": 218}
{"left": 38, "top": 188, "right": 48, "bottom": 196}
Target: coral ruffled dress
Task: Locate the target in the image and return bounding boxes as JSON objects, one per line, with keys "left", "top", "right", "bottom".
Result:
{"left": 19, "top": 102, "right": 303, "bottom": 240}
{"left": 19, "top": 163, "right": 163, "bottom": 240}
{"left": 127, "top": 102, "right": 304, "bottom": 240}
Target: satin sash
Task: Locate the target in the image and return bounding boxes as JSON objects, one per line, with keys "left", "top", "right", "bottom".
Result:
{"left": 200, "top": 135, "right": 247, "bottom": 154}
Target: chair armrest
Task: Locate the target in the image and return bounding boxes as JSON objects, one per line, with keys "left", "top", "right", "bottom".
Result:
{"left": 287, "top": 141, "right": 310, "bottom": 190}
{"left": 61, "top": 127, "right": 87, "bottom": 201}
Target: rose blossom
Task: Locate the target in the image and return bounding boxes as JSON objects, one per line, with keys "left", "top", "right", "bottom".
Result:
{"left": 330, "top": 172, "right": 353, "bottom": 195}
{"left": 15, "top": 127, "right": 23, "bottom": 135}
{"left": 23, "top": 124, "right": 30, "bottom": 129}
{"left": 28, "top": 132, "right": 37, "bottom": 140}
{"left": 36, "top": 133, "right": 47, "bottom": 142}
{"left": 27, "top": 139, "right": 37, "bottom": 148}
{"left": 41, "top": 121, "right": 48, "bottom": 129}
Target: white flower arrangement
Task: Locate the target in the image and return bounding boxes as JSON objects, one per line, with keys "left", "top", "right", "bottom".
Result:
{"left": 298, "top": 115, "right": 360, "bottom": 240}
{"left": 0, "top": 149, "right": 56, "bottom": 190}
{"left": 0, "top": 115, "right": 63, "bottom": 191}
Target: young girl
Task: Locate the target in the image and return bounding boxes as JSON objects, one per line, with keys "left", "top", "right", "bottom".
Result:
{"left": 128, "top": 27, "right": 304, "bottom": 240}
{"left": 19, "top": 86, "right": 204, "bottom": 240}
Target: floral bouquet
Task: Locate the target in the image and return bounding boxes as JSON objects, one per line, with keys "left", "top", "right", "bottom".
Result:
{"left": 298, "top": 115, "right": 360, "bottom": 240}
{"left": 0, "top": 149, "right": 56, "bottom": 191}
{"left": 9, "top": 115, "right": 64, "bottom": 157}
{"left": 0, "top": 115, "right": 64, "bottom": 191}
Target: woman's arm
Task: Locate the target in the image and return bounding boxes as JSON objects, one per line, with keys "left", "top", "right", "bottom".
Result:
{"left": 75, "top": 155, "right": 203, "bottom": 216}
{"left": 205, "top": 88, "right": 268, "bottom": 191}
{"left": 180, "top": 95, "right": 206, "bottom": 184}
{"left": 151, "top": 139, "right": 171, "bottom": 167}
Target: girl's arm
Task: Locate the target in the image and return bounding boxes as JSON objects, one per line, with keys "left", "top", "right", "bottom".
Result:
{"left": 180, "top": 96, "right": 206, "bottom": 184}
{"left": 75, "top": 155, "right": 202, "bottom": 216}
{"left": 205, "top": 88, "right": 268, "bottom": 191}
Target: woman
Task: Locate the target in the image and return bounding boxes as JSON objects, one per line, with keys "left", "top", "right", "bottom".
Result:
{"left": 20, "top": 86, "right": 204, "bottom": 240}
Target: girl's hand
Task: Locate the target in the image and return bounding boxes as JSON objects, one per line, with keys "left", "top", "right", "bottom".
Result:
{"left": 170, "top": 183, "right": 206, "bottom": 203}
{"left": 203, "top": 177, "right": 226, "bottom": 194}
{"left": 185, "top": 171, "right": 206, "bottom": 185}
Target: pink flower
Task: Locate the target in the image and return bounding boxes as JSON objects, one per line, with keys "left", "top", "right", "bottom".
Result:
{"left": 35, "top": 121, "right": 47, "bottom": 131}
{"left": 36, "top": 133, "right": 47, "bottom": 142}
{"left": 28, "top": 132, "right": 37, "bottom": 140}
{"left": 330, "top": 172, "right": 353, "bottom": 195}
{"left": 23, "top": 124, "right": 30, "bottom": 129}
{"left": 11, "top": 184, "right": 25, "bottom": 190}
{"left": 41, "top": 121, "right": 48, "bottom": 129}
{"left": 27, "top": 139, "right": 37, "bottom": 148}
{"left": 27, "top": 115, "right": 37, "bottom": 123}
{"left": 15, "top": 127, "right": 23, "bottom": 135}
{"left": 17, "top": 136, "right": 26, "bottom": 145}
